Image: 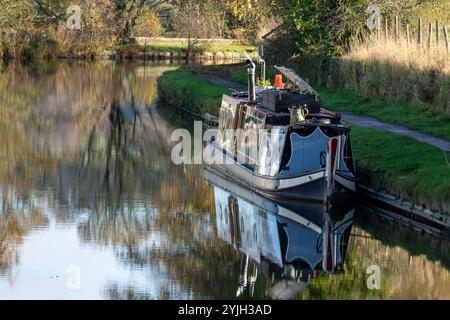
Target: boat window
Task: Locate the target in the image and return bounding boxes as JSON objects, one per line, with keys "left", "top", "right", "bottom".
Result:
{"left": 256, "top": 127, "right": 287, "bottom": 176}
{"left": 237, "top": 107, "right": 267, "bottom": 167}
{"left": 218, "top": 101, "right": 235, "bottom": 131}
{"left": 218, "top": 98, "right": 240, "bottom": 154}
{"left": 240, "top": 107, "right": 266, "bottom": 131}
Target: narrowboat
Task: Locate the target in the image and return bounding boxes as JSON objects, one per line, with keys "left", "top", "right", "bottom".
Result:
{"left": 204, "top": 169, "right": 355, "bottom": 299}
{"left": 206, "top": 61, "right": 357, "bottom": 202}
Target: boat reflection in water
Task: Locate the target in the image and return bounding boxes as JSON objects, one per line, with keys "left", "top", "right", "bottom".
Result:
{"left": 205, "top": 168, "right": 355, "bottom": 300}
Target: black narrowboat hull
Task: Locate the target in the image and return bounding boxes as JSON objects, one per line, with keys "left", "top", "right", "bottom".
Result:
{"left": 206, "top": 164, "right": 326, "bottom": 202}
{"left": 205, "top": 142, "right": 356, "bottom": 203}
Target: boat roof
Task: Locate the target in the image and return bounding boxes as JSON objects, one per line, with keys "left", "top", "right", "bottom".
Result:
{"left": 274, "top": 66, "right": 320, "bottom": 98}
{"left": 226, "top": 93, "right": 340, "bottom": 121}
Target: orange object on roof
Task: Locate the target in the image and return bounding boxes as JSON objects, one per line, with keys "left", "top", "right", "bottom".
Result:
{"left": 274, "top": 74, "right": 283, "bottom": 88}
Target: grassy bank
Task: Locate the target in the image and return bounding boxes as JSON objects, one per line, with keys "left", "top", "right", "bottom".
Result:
{"left": 320, "top": 88, "right": 450, "bottom": 141}
{"left": 116, "top": 42, "right": 256, "bottom": 60}
{"left": 139, "top": 43, "right": 256, "bottom": 53}
{"left": 158, "top": 67, "right": 450, "bottom": 213}
{"left": 157, "top": 69, "right": 229, "bottom": 116}
{"left": 351, "top": 125, "right": 450, "bottom": 213}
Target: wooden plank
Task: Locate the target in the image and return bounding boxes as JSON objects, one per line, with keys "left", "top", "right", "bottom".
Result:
{"left": 418, "top": 18, "right": 422, "bottom": 48}
{"left": 444, "top": 25, "right": 449, "bottom": 54}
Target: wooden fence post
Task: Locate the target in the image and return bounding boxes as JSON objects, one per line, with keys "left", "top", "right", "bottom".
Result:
{"left": 385, "top": 18, "right": 389, "bottom": 40}
{"left": 418, "top": 18, "right": 422, "bottom": 49}
{"left": 436, "top": 21, "right": 440, "bottom": 44}
{"left": 428, "top": 22, "right": 432, "bottom": 49}
{"left": 444, "top": 25, "right": 449, "bottom": 54}
{"left": 395, "top": 16, "right": 399, "bottom": 42}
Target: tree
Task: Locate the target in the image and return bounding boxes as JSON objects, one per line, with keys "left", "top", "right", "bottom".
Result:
{"left": 133, "top": 7, "right": 162, "bottom": 37}
{"left": 277, "top": 0, "right": 449, "bottom": 57}
{"left": 0, "top": 1, "right": 35, "bottom": 31}
{"left": 226, "top": 0, "right": 279, "bottom": 39}
{"left": 278, "top": 0, "right": 368, "bottom": 56}
{"left": 165, "top": 0, "right": 279, "bottom": 40}
{"left": 203, "top": 0, "right": 229, "bottom": 38}
{"left": 173, "top": 0, "right": 207, "bottom": 53}
{"left": 31, "top": 0, "right": 73, "bottom": 27}
{"left": 113, "top": 0, "right": 169, "bottom": 44}
{"left": 0, "top": 0, "right": 74, "bottom": 31}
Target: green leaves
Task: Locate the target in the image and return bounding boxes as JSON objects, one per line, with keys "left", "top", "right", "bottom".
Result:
{"left": 279, "top": 0, "right": 370, "bottom": 56}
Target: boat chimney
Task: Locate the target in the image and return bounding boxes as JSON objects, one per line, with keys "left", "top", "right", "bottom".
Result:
{"left": 258, "top": 44, "right": 266, "bottom": 84}
{"left": 258, "top": 57, "right": 266, "bottom": 84}
{"left": 246, "top": 59, "right": 256, "bottom": 102}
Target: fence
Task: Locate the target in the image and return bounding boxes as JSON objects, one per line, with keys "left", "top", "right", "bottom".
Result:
{"left": 374, "top": 16, "right": 449, "bottom": 53}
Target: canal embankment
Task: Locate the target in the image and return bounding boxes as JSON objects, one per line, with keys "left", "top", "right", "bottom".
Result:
{"left": 115, "top": 41, "right": 257, "bottom": 62}
{"left": 157, "top": 65, "right": 450, "bottom": 220}
{"left": 1, "top": 36, "right": 257, "bottom": 63}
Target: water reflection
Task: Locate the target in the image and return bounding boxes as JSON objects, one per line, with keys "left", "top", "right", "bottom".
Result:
{"left": 0, "top": 61, "right": 190, "bottom": 298}
{"left": 205, "top": 169, "right": 354, "bottom": 299}
{"left": 0, "top": 191, "right": 48, "bottom": 284}
{"left": 0, "top": 61, "right": 448, "bottom": 300}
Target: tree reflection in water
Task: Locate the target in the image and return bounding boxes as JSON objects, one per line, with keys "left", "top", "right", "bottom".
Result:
{"left": 0, "top": 189, "right": 48, "bottom": 284}
{"left": 0, "top": 61, "right": 448, "bottom": 300}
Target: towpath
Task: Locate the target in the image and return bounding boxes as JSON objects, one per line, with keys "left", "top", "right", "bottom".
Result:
{"left": 200, "top": 74, "right": 246, "bottom": 91}
{"left": 200, "top": 74, "right": 450, "bottom": 152}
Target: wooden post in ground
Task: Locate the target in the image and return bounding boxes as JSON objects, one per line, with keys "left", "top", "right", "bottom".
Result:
{"left": 385, "top": 18, "right": 389, "bottom": 40}
{"left": 428, "top": 22, "right": 432, "bottom": 49}
{"left": 444, "top": 25, "right": 449, "bottom": 54}
{"left": 436, "top": 21, "right": 440, "bottom": 44}
{"left": 395, "top": 16, "right": 399, "bottom": 42}
{"left": 418, "top": 18, "right": 422, "bottom": 49}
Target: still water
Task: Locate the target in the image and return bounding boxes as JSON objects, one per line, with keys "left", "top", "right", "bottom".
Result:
{"left": 0, "top": 61, "right": 448, "bottom": 300}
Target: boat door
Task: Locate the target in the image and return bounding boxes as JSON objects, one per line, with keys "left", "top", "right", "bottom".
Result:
{"left": 218, "top": 95, "right": 241, "bottom": 155}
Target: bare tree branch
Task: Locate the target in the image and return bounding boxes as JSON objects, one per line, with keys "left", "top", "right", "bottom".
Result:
{"left": 32, "top": 0, "right": 65, "bottom": 22}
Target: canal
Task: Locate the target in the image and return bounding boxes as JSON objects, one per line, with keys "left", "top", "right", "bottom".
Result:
{"left": 0, "top": 61, "right": 448, "bottom": 299}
